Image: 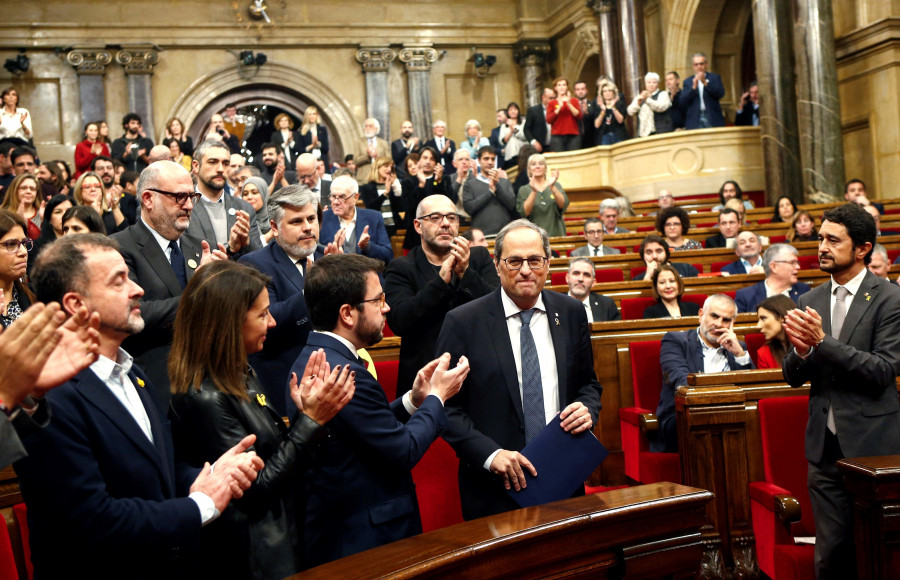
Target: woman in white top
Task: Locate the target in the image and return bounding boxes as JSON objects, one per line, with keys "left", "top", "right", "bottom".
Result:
{"left": 0, "top": 87, "right": 32, "bottom": 143}
{"left": 626, "top": 73, "right": 671, "bottom": 138}
{"left": 499, "top": 102, "right": 527, "bottom": 170}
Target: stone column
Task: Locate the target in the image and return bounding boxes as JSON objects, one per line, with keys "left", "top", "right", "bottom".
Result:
{"left": 617, "top": 0, "right": 647, "bottom": 100}
{"left": 513, "top": 41, "right": 551, "bottom": 108}
{"left": 115, "top": 46, "right": 160, "bottom": 142}
{"left": 752, "top": 0, "right": 804, "bottom": 205}
{"left": 355, "top": 46, "right": 396, "bottom": 142}
{"left": 588, "top": 0, "right": 621, "bottom": 85}
{"left": 65, "top": 47, "right": 113, "bottom": 128}
{"left": 793, "top": 0, "right": 844, "bottom": 200}
{"left": 398, "top": 44, "right": 438, "bottom": 142}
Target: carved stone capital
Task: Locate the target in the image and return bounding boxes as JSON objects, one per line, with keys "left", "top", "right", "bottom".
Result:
{"left": 576, "top": 22, "right": 601, "bottom": 55}
{"left": 355, "top": 46, "right": 397, "bottom": 73}
{"left": 398, "top": 45, "right": 438, "bottom": 72}
{"left": 115, "top": 46, "right": 159, "bottom": 75}
{"left": 514, "top": 41, "right": 551, "bottom": 68}
{"left": 65, "top": 48, "right": 113, "bottom": 75}
{"left": 587, "top": 0, "right": 617, "bottom": 14}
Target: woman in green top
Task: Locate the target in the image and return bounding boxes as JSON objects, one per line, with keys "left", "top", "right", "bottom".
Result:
{"left": 516, "top": 153, "right": 569, "bottom": 237}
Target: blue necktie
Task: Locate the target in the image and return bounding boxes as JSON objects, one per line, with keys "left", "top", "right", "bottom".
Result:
{"left": 169, "top": 240, "right": 187, "bottom": 290}
{"left": 519, "top": 309, "right": 545, "bottom": 442}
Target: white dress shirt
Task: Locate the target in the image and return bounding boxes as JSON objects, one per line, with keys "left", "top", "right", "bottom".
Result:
{"left": 698, "top": 329, "right": 750, "bottom": 372}
{"left": 570, "top": 293, "right": 594, "bottom": 324}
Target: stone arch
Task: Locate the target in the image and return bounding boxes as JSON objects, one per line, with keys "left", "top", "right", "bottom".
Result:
{"left": 566, "top": 19, "right": 601, "bottom": 84}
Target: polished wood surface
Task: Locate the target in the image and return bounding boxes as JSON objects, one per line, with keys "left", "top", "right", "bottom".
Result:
{"left": 295, "top": 483, "right": 713, "bottom": 579}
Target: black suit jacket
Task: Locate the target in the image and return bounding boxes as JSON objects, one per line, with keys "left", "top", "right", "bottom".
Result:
{"left": 705, "top": 232, "right": 730, "bottom": 249}
{"left": 585, "top": 292, "right": 620, "bottom": 322}
{"left": 523, "top": 104, "right": 549, "bottom": 149}
{"left": 643, "top": 300, "right": 700, "bottom": 319}
{"left": 423, "top": 138, "right": 457, "bottom": 174}
{"left": 391, "top": 138, "right": 420, "bottom": 176}
{"left": 681, "top": 72, "right": 726, "bottom": 129}
{"left": 384, "top": 246, "right": 499, "bottom": 396}
{"left": 296, "top": 126, "right": 330, "bottom": 168}
{"left": 435, "top": 289, "right": 603, "bottom": 520}
{"left": 112, "top": 221, "right": 204, "bottom": 405}
{"left": 186, "top": 193, "right": 262, "bottom": 258}
{"left": 270, "top": 130, "right": 302, "bottom": 166}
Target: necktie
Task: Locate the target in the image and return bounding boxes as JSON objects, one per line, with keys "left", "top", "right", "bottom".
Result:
{"left": 519, "top": 309, "right": 545, "bottom": 442}
{"left": 169, "top": 241, "right": 187, "bottom": 289}
{"left": 593, "top": 246, "right": 599, "bottom": 256}
{"left": 827, "top": 286, "right": 851, "bottom": 434}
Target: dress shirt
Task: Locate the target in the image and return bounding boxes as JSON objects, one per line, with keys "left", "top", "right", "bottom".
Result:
{"left": 0, "top": 107, "right": 31, "bottom": 140}
{"left": 290, "top": 252, "right": 315, "bottom": 276}
{"left": 589, "top": 244, "right": 605, "bottom": 256}
{"left": 741, "top": 256, "right": 762, "bottom": 271}
{"left": 698, "top": 80, "right": 706, "bottom": 112}
{"left": 698, "top": 329, "right": 750, "bottom": 371}
{"left": 140, "top": 215, "right": 180, "bottom": 259}
{"left": 764, "top": 279, "right": 794, "bottom": 299}
{"left": 570, "top": 293, "right": 594, "bottom": 324}
{"left": 338, "top": 207, "right": 358, "bottom": 242}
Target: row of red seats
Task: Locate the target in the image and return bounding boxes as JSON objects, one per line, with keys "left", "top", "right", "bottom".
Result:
{"left": 1, "top": 503, "right": 32, "bottom": 580}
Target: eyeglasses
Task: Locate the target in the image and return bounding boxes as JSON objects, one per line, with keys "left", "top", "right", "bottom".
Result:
{"left": 773, "top": 259, "right": 801, "bottom": 268}
{"left": 328, "top": 193, "right": 357, "bottom": 203}
{"left": 297, "top": 171, "right": 318, "bottom": 182}
{"left": 359, "top": 293, "right": 386, "bottom": 308}
{"left": 664, "top": 222, "right": 682, "bottom": 228}
{"left": 500, "top": 256, "right": 548, "bottom": 271}
{"left": 147, "top": 188, "right": 202, "bottom": 206}
{"left": 417, "top": 212, "right": 460, "bottom": 224}
{"left": 1, "top": 238, "right": 33, "bottom": 253}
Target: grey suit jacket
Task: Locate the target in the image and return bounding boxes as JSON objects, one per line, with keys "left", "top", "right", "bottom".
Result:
{"left": 571, "top": 244, "right": 621, "bottom": 257}
{"left": 186, "top": 193, "right": 262, "bottom": 257}
{"left": 0, "top": 417, "right": 25, "bottom": 467}
{"left": 461, "top": 176, "right": 517, "bottom": 236}
{"left": 783, "top": 270, "right": 900, "bottom": 463}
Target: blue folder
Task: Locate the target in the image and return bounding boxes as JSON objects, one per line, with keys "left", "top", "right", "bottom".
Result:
{"left": 507, "top": 414, "right": 608, "bottom": 508}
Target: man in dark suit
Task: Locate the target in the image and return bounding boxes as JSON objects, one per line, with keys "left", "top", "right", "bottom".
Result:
{"left": 681, "top": 53, "right": 725, "bottom": 130}
{"left": 489, "top": 109, "right": 507, "bottom": 162}
{"left": 566, "top": 257, "right": 620, "bottom": 323}
{"left": 384, "top": 194, "right": 499, "bottom": 396}
{"left": 259, "top": 143, "right": 297, "bottom": 194}
{"left": 19, "top": 234, "right": 262, "bottom": 579}
{"left": 571, "top": 217, "right": 621, "bottom": 257}
{"left": 735, "top": 244, "right": 810, "bottom": 313}
{"left": 461, "top": 146, "right": 517, "bottom": 236}
{"left": 319, "top": 174, "right": 393, "bottom": 264}
{"left": 734, "top": 82, "right": 760, "bottom": 127}
{"left": 523, "top": 88, "right": 554, "bottom": 153}
{"left": 665, "top": 72, "right": 686, "bottom": 130}
{"left": 291, "top": 253, "right": 469, "bottom": 567}
{"left": 295, "top": 152, "right": 330, "bottom": 209}
{"left": 188, "top": 140, "right": 261, "bottom": 258}
{"left": 783, "top": 203, "right": 900, "bottom": 578}
{"left": 391, "top": 120, "right": 421, "bottom": 180}
{"left": 705, "top": 208, "right": 742, "bottom": 249}
{"left": 435, "top": 220, "right": 603, "bottom": 520}
{"left": 423, "top": 119, "right": 457, "bottom": 176}
{"left": 721, "top": 231, "right": 765, "bottom": 275}
{"left": 112, "top": 161, "right": 225, "bottom": 404}
{"left": 654, "top": 294, "right": 754, "bottom": 452}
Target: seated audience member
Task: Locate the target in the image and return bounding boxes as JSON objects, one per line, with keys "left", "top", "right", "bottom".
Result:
{"left": 0, "top": 173, "right": 41, "bottom": 239}
{"left": 632, "top": 234, "right": 699, "bottom": 281}
{"left": 384, "top": 194, "right": 498, "bottom": 396}
{"left": 31, "top": 193, "right": 74, "bottom": 265}
{"left": 721, "top": 231, "right": 764, "bottom": 275}
{"left": 734, "top": 82, "right": 760, "bottom": 127}
{"left": 401, "top": 146, "right": 453, "bottom": 250}
{"left": 240, "top": 176, "right": 273, "bottom": 246}
{"left": 711, "top": 180, "right": 754, "bottom": 212}
{"left": 655, "top": 189, "right": 675, "bottom": 214}
{"left": 593, "top": 81, "right": 629, "bottom": 145}
{"left": 566, "top": 257, "right": 620, "bottom": 322}
{"left": 656, "top": 206, "right": 701, "bottom": 250}
{"left": 735, "top": 243, "right": 811, "bottom": 313}
{"left": 787, "top": 209, "right": 818, "bottom": 243}
{"left": 291, "top": 253, "right": 470, "bottom": 566}
{"left": 546, "top": 77, "right": 583, "bottom": 152}
{"left": 168, "top": 260, "right": 354, "bottom": 579}
{"left": 62, "top": 205, "right": 107, "bottom": 235}
{"left": 862, "top": 204, "right": 897, "bottom": 237}
{"left": 320, "top": 174, "right": 392, "bottom": 264}
{"left": 725, "top": 198, "right": 748, "bottom": 227}
{"left": 358, "top": 156, "right": 402, "bottom": 237}
{"left": 615, "top": 195, "right": 635, "bottom": 218}
{"left": 73, "top": 171, "right": 127, "bottom": 234}
{"left": 626, "top": 72, "right": 672, "bottom": 138}
{"left": 771, "top": 195, "right": 797, "bottom": 223}
{"left": 705, "top": 208, "right": 741, "bottom": 249}
{"left": 599, "top": 197, "right": 629, "bottom": 234}
{"left": 643, "top": 265, "right": 699, "bottom": 319}
{"left": 754, "top": 294, "right": 795, "bottom": 369}
{"left": 572, "top": 216, "right": 621, "bottom": 256}
{"left": 17, "top": 234, "right": 263, "bottom": 579}
{"left": 0, "top": 210, "right": 36, "bottom": 329}
{"left": 654, "top": 294, "right": 753, "bottom": 452}
{"left": 462, "top": 146, "right": 517, "bottom": 236}
{"left": 516, "top": 153, "right": 568, "bottom": 237}
{"left": 868, "top": 243, "right": 891, "bottom": 280}
{"left": 0, "top": 140, "right": 17, "bottom": 194}
{"left": 460, "top": 119, "right": 491, "bottom": 159}
{"left": 844, "top": 178, "right": 884, "bottom": 214}
{"left": 460, "top": 227, "right": 488, "bottom": 247}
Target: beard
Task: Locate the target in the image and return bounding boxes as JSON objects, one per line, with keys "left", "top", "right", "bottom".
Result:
{"left": 357, "top": 311, "right": 384, "bottom": 347}
{"left": 402, "top": 130, "right": 413, "bottom": 138}
{"left": 277, "top": 237, "right": 316, "bottom": 261}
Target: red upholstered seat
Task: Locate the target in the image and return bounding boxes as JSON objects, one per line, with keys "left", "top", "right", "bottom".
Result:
{"left": 0, "top": 512, "right": 18, "bottom": 580}
{"left": 769, "top": 235, "right": 787, "bottom": 243}
{"left": 373, "top": 360, "right": 399, "bottom": 402}
{"left": 550, "top": 269, "right": 624, "bottom": 286}
{"left": 12, "top": 503, "right": 31, "bottom": 580}
{"left": 618, "top": 340, "right": 681, "bottom": 484}
{"left": 749, "top": 396, "right": 814, "bottom": 580}
{"left": 798, "top": 255, "right": 819, "bottom": 270}
{"left": 743, "top": 333, "right": 766, "bottom": 367}
{"left": 382, "top": 320, "right": 394, "bottom": 338}
{"left": 412, "top": 438, "right": 463, "bottom": 532}
{"left": 711, "top": 261, "right": 732, "bottom": 273}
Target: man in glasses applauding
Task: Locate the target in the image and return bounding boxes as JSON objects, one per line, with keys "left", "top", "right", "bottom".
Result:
{"left": 320, "top": 174, "right": 393, "bottom": 265}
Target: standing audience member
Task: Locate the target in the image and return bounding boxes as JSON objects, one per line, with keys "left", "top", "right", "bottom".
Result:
{"left": 297, "top": 106, "right": 329, "bottom": 170}
{"left": 459, "top": 119, "right": 491, "bottom": 160}
{"left": 354, "top": 118, "right": 391, "bottom": 178}
{"left": 0, "top": 87, "right": 32, "bottom": 144}
{"left": 74, "top": 122, "right": 110, "bottom": 178}
{"left": 499, "top": 102, "right": 527, "bottom": 170}
{"left": 594, "top": 81, "right": 629, "bottom": 145}
{"left": 573, "top": 80, "right": 599, "bottom": 148}
{"left": 627, "top": 72, "right": 672, "bottom": 137}
{"left": 565, "top": 257, "right": 620, "bottom": 322}
{"left": 111, "top": 113, "right": 154, "bottom": 173}
{"left": 546, "top": 77, "right": 583, "bottom": 152}
{"left": 643, "top": 265, "right": 699, "bottom": 319}
{"left": 681, "top": 53, "right": 725, "bottom": 129}
{"left": 735, "top": 82, "right": 760, "bottom": 127}
{"left": 62, "top": 205, "right": 106, "bottom": 236}
{"left": 516, "top": 154, "right": 568, "bottom": 237}
{"left": 754, "top": 295, "right": 795, "bottom": 369}
{"left": 665, "top": 71, "right": 685, "bottom": 130}
{"left": 92, "top": 156, "right": 138, "bottom": 226}
{"left": 359, "top": 157, "right": 402, "bottom": 237}
{"left": 72, "top": 171, "right": 128, "bottom": 234}
{"left": 320, "top": 174, "right": 393, "bottom": 265}
{"left": 424, "top": 120, "right": 457, "bottom": 176}
{"left": 270, "top": 114, "right": 300, "bottom": 167}
{"left": 524, "top": 88, "right": 553, "bottom": 153}
{"left": 462, "top": 146, "right": 517, "bottom": 236}
{"left": 391, "top": 121, "right": 420, "bottom": 179}
{"left": 163, "top": 117, "right": 194, "bottom": 156}
{"left": 31, "top": 193, "right": 73, "bottom": 264}
{"left": 401, "top": 146, "right": 453, "bottom": 250}
{"left": 239, "top": 176, "right": 273, "bottom": 245}
{"left": 0, "top": 210, "right": 35, "bottom": 328}
{"left": 10, "top": 146, "right": 36, "bottom": 176}
{"left": 488, "top": 109, "right": 506, "bottom": 163}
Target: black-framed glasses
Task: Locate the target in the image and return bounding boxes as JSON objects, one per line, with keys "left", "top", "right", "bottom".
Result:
{"left": 147, "top": 188, "right": 202, "bottom": 206}
{"left": 358, "top": 293, "right": 386, "bottom": 308}
{"left": 773, "top": 259, "right": 801, "bottom": 268}
{"left": 500, "top": 256, "right": 548, "bottom": 271}
{"left": 328, "top": 193, "right": 357, "bottom": 203}
{"left": 1, "top": 238, "right": 33, "bottom": 253}
{"left": 417, "top": 212, "right": 460, "bottom": 224}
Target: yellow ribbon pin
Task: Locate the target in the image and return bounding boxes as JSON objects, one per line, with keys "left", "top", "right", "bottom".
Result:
{"left": 256, "top": 393, "right": 267, "bottom": 407}
{"left": 136, "top": 378, "right": 145, "bottom": 388}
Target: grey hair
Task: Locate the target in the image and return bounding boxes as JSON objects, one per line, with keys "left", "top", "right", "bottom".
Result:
{"left": 568, "top": 256, "right": 595, "bottom": 273}
{"left": 644, "top": 72, "right": 660, "bottom": 83}
{"left": 364, "top": 117, "right": 381, "bottom": 133}
{"left": 330, "top": 174, "right": 359, "bottom": 196}
{"left": 433, "top": 120, "right": 447, "bottom": 129}
{"left": 762, "top": 243, "right": 799, "bottom": 276}
{"left": 267, "top": 183, "right": 318, "bottom": 227}
{"left": 872, "top": 243, "right": 889, "bottom": 262}
{"left": 136, "top": 163, "right": 162, "bottom": 208}
{"left": 453, "top": 148, "right": 471, "bottom": 161}
{"left": 465, "top": 119, "right": 482, "bottom": 132}
{"left": 193, "top": 139, "right": 231, "bottom": 165}
{"left": 701, "top": 293, "right": 736, "bottom": 314}
{"left": 600, "top": 198, "right": 619, "bottom": 212}
{"left": 494, "top": 219, "right": 550, "bottom": 262}
{"left": 738, "top": 230, "right": 761, "bottom": 246}
{"left": 692, "top": 52, "right": 708, "bottom": 61}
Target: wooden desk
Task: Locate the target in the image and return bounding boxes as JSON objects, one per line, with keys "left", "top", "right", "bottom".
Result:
{"left": 296, "top": 483, "right": 713, "bottom": 579}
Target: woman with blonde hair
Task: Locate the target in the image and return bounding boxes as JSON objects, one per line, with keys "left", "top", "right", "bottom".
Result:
{"left": 163, "top": 116, "right": 193, "bottom": 156}
{"left": 297, "top": 106, "right": 330, "bottom": 170}
{"left": 516, "top": 153, "right": 569, "bottom": 237}
{"left": 72, "top": 171, "right": 126, "bottom": 234}
{"left": 272, "top": 113, "right": 300, "bottom": 166}
{"left": 359, "top": 157, "right": 402, "bottom": 236}
{"left": 0, "top": 174, "right": 42, "bottom": 239}
{"left": 594, "top": 81, "right": 629, "bottom": 145}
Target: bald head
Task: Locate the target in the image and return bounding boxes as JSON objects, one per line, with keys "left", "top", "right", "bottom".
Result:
{"left": 416, "top": 194, "right": 456, "bottom": 218}
{"left": 148, "top": 145, "right": 172, "bottom": 163}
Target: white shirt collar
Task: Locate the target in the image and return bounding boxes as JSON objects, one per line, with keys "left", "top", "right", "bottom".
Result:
{"left": 832, "top": 266, "right": 867, "bottom": 297}
{"left": 315, "top": 330, "right": 359, "bottom": 359}
{"left": 500, "top": 287, "right": 546, "bottom": 319}
{"left": 90, "top": 348, "right": 134, "bottom": 382}
{"left": 141, "top": 215, "right": 178, "bottom": 255}
{"left": 338, "top": 207, "right": 357, "bottom": 227}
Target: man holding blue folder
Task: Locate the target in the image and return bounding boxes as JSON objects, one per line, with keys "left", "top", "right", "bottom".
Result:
{"left": 436, "top": 219, "right": 603, "bottom": 520}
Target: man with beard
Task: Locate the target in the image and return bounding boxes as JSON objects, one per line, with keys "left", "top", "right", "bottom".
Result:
{"left": 632, "top": 235, "right": 698, "bottom": 281}
{"left": 112, "top": 161, "right": 226, "bottom": 403}
{"left": 291, "top": 253, "right": 469, "bottom": 566}
{"left": 721, "top": 230, "right": 765, "bottom": 275}
{"left": 111, "top": 113, "right": 154, "bottom": 173}
{"left": 92, "top": 156, "right": 138, "bottom": 224}
{"left": 354, "top": 118, "right": 391, "bottom": 178}
{"left": 258, "top": 142, "right": 295, "bottom": 194}
{"left": 565, "top": 257, "right": 620, "bottom": 323}
{"left": 239, "top": 184, "right": 340, "bottom": 413}
{"left": 385, "top": 194, "right": 499, "bottom": 396}
{"left": 783, "top": 203, "right": 900, "bottom": 578}
{"left": 392, "top": 120, "right": 420, "bottom": 180}
{"left": 187, "top": 140, "right": 261, "bottom": 257}
{"left": 401, "top": 146, "right": 453, "bottom": 250}
{"left": 735, "top": 243, "right": 810, "bottom": 313}
{"left": 573, "top": 81, "right": 597, "bottom": 148}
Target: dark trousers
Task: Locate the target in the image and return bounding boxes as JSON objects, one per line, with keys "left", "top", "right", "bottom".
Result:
{"left": 550, "top": 134, "right": 580, "bottom": 152}
{"left": 808, "top": 430, "right": 856, "bottom": 579}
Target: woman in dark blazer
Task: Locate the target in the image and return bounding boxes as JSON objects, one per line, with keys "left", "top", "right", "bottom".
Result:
{"left": 643, "top": 264, "right": 700, "bottom": 319}
{"left": 295, "top": 106, "right": 330, "bottom": 169}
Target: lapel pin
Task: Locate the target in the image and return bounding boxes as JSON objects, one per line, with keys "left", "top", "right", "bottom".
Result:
{"left": 228, "top": 207, "right": 236, "bottom": 216}
{"left": 865, "top": 292, "right": 871, "bottom": 301}
{"left": 136, "top": 377, "right": 145, "bottom": 388}
{"left": 187, "top": 259, "right": 198, "bottom": 269}
{"left": 555, "top": 313, "right": 560, "bottom": 326}
{"left": 256, "top": 393, "right": 267, "bottom": 407}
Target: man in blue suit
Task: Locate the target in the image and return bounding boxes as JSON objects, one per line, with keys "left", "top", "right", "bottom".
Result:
{"left": 654, "top": 294, "right": 754, "bottom": 452}
{"left": 681, "top": 53, "right": 725, "bottom": 129}
{"left": 721, "top": 231, "right": 765, "bottom": 276}
{"left": 735, "top": 244, "right": 810, "bottom": 313}
{"left": 18, "top": 234, "right": 263, "bottom": 579}
{"left": 319, "top": 174, "right": 393, "bottom": 265}
{"left": 291, "top": 253, "right": 469, "bottom": 567}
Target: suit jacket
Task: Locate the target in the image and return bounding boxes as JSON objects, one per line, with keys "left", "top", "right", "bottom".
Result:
{"left": 681, "top": 72, "right": 726, "bottom": 129}
{"left": 643, "top": 300, "right": 700, "bottom": 319}
{"left": 239, "top": 242, "right": 323, "bottom": 415}
{"left": 270, "top": 130, "right": 302, "bottom": 166}
{"left": 783, "top": 271, "right": 900, "bottom": 463}
{"left": 734, "top": 102, "right": 759, "bottom": 127}
{"left": 488, "top": 126, "right": 505, "bottom": 161}
{"left": 461, "top": 175, "right": 517, "bottom": 236}
{"left": 0, "top": 415, "right": 25, "bottom": 468}
{"left": 735, "top": 280, "right": 810, "bottom": 313}
{"left": 423, "top": 138, "right": 457, "bottom": 174}
{"left": 654, "top": 329, "right": 753, "bottom": 452}
{"left": 586, "top": 292, "right": 621, "bottom": 322}
{"left": 669, "top": 90, "right": 686, "bottom": 130}
{"left": 400, "top": 176, "right": 456, "bottom": 250}
{"left": 571, "top": 244, "right": 620, "bottom": 257}
{"left": 705, "top": 232, "right": 731, "bottom": 249}
{"left": 296, "top": 126, "right": 330, "bottom": 168}
{"left": 14, "top": 366, "right": 202, "bottom": 579}
{"left": 384, "top": 246, "right": 499, "bottom": 396}
{"left": 354, "top": 137, "right": 391, "bottom": 176}
{"left": 305, "top": 177, "right": 330, "bottom": 210}
{"left": 186, "top": 193, "right": 262, "bottom": 258}
{"left": 633, "top": 262, "right": 699, "bottom": 281}
{"left": 434, "top": 289, "right": 603, "bottom": 520}
{"left": 523, "top": 104, "right": 550, "bottom": 150}
{"left": 391, "top": 138, "right": 420, "bottom": 177}
{"left": 291, "top": 332, "right": 448, "bottom": 567}
{"left": 319, "top": 207, "right": 393, "bottom": 264}
{"left": 721, "top": 259, "right": 763, "bottom": 276}
{"left": 112, "top": 221, "right": 203, "bottom": 404}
